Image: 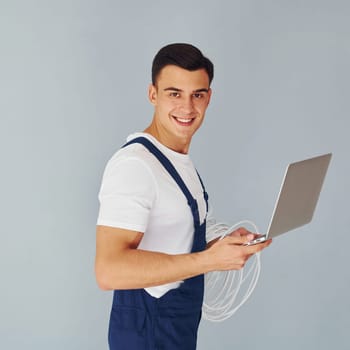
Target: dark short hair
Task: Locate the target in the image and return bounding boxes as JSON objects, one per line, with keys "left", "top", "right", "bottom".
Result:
{"left": 151, "top": 43, "right": 214, "bottom": 85}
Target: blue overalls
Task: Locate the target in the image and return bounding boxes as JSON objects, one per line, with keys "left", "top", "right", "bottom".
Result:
{"left": 108, "top": 137, "right": 208, "bottom": 350}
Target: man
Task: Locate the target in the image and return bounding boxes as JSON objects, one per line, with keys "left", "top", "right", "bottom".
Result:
{"left": 95, "top": 43, "right": 271, "bottom": 350}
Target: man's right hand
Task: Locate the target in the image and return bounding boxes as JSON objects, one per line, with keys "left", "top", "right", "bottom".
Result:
{"left": 203, "top": 227, "right": 272, "bottom": 272}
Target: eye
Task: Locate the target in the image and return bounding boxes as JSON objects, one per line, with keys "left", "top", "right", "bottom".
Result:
{"left": 193, "top": 93, "right": 204, "bottom": 99}
{"left": 169, "top": 92, "right": 180, "bottom": 98}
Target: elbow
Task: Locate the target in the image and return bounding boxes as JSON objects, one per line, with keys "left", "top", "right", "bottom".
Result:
{"left": 96, "top": 277, "right": 112, "bottom": 291}
{"left": 95, "top": 264, "right": 114, "bottom": 291}
{"left": 95, "top": 260, "right": 129, "bottom": 290}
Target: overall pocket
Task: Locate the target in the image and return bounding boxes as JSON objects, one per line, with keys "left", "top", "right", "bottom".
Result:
{"left": 108, "top": 305, "right": 147, "bottom": 350}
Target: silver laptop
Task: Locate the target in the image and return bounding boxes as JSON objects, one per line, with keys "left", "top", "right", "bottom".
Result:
{"left": 247, "top": 153, "right": 332, "bottom": 246}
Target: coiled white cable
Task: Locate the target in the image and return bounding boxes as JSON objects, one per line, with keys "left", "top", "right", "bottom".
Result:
{"left": 202, "top": 220, "right": 261, "bottom": 322}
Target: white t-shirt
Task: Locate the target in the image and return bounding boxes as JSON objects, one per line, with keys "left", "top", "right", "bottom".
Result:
{"left": 97, "top": 133, "right": 207, "bottom": 297}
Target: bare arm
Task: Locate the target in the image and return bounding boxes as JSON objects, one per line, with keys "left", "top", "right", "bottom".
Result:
{"left": 95, "top": 225, "right": 271, "bottom": 290}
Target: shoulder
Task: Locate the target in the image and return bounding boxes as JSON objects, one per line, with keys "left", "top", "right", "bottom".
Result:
{"left": 104, "top": 142, "right": 159, "bottom": 179}
{"left": 99, "top": 143, "right": 159, "bottom": 207}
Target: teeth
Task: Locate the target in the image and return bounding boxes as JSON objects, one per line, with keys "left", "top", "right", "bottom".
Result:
{"left": 175, "top": 117, "right": 192, "bottom": 123}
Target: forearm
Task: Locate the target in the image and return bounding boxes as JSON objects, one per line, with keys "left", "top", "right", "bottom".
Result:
{"left": 95, "top": 225, "right": 271, "bottom": 291}
{"left": 95, "top": 248, "right": 211, "bottom": 290}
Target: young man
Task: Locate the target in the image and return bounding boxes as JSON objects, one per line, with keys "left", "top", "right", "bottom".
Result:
{"left": 95, "top": 43, "right": 271, "bottom": 350}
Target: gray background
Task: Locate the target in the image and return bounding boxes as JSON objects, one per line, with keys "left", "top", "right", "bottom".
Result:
{"left": 1, "top": 0, "right": 349, "bottom": 349}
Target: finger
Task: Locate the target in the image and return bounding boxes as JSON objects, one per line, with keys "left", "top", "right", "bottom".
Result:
{"left": 224, "top": 233, "right": 255, "bottom": 245}
{"left": 235, "top": 227, "right": 250, "bottom": 236}
{"left": 246, "top": 238, "right": 272, "bottom": 252}
{"left": 229, "top": 227, "right": 253, "bottom": 238}
{"left": 228, "top": 230, "right": 243, "bottom": 238}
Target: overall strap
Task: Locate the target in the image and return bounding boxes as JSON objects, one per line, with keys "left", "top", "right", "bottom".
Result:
{"left": 122, "top": 136, "right": 207, "bottom": 228}
{"left": 196, "top": 170, "right": 209, "bottom": 213}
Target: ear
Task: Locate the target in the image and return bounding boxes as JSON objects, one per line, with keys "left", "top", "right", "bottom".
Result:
{"left": 206, "top": 88, "right": 212, "bottom": 106}
{"left": 148, "top": 84, "right": 158, "bottom": 106}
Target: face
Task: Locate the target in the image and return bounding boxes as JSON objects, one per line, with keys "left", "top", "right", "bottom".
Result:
{"left": 147, "top": 65, "right": 212, "bottom": 153}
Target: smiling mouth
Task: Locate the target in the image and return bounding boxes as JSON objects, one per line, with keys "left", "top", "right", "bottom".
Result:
{"left": 172, "top": 116, "right": 195, "bottom": 125}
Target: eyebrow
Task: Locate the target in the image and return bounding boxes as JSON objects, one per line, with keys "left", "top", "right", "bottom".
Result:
{"left": 163, "top": 87, "right": 209, "bottom": 93}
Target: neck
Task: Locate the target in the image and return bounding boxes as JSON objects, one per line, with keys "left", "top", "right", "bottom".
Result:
{"left": 144, "top": 122, "right": 190, "bottom": 154}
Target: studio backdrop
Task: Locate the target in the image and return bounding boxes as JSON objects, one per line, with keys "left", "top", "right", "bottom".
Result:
{"left": 1, "top": 1, "right": 349, "bottom": 349}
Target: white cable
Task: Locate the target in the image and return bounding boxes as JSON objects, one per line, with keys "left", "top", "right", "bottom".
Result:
{"left": 202, "top": 220, "right": 261, "bottom": 322}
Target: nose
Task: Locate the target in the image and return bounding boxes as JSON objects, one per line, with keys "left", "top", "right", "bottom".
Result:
{"left": 179, "top": 95, "right": 194, "bottom": 114}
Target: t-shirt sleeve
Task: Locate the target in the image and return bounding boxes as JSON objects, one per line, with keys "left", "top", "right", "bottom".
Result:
{"left": 96, "top": 157, "right": 157, "bottom": 232}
